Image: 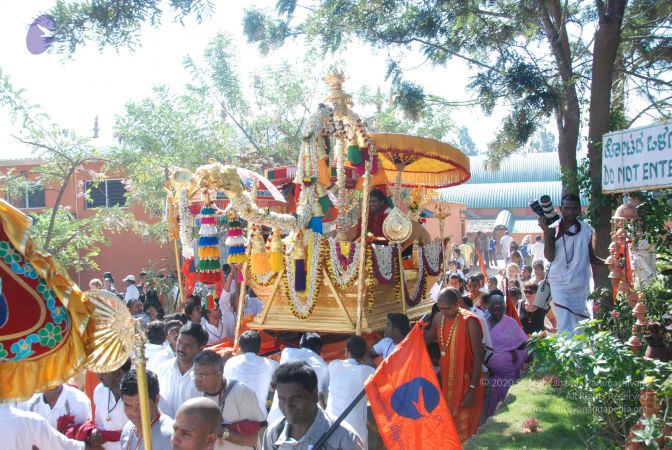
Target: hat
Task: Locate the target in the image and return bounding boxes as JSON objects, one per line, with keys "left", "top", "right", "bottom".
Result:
{"left": 123, "top": 275, "right": 136, "bottom": 282}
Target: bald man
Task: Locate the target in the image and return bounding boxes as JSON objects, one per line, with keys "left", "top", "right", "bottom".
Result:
{"left": 171, "top": 398, "right": 223, "bottom": 450}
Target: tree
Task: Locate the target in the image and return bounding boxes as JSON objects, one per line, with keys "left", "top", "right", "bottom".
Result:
{"left": 455, "top": 126, "right": 479, "bottom": 156}
{"left": 0, "top": 69, "right": 134, "bottom": 271}
{"left": 528, "top": 129, "right": 556, "bottom": 153}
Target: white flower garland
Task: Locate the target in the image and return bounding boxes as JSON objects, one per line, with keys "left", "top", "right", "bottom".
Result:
{"left": 285, "top": 231, "right": 323, "bottom": 317}
{"left": 406, "top": 243, "right": 425, "bottom": 300}
{"left": 178, "top": 188, "right": 194, "bottom": 259}
{"left": 423, "top": 240, "right": 443, "bottom": 274}
{"left": 253, "top": 271, "right": 277, "bottom": 284}
{"left": 372, "top": 244, "right": 394, "bottom": 282}
{"left": 327, "top": 237, "right": 360, "bottom": 287}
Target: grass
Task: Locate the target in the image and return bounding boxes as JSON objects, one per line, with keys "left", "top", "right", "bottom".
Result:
{"left": 464, "top": 376, "right": 592, "bottom": 450}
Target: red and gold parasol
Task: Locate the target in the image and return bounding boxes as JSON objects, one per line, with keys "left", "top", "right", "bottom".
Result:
{"left": 371, "top": 133, "right": 471, "bottom": 189}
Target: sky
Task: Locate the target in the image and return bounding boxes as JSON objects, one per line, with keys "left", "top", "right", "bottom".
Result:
{"left": 0, "top": 0, "right": 505, "bottom": 160}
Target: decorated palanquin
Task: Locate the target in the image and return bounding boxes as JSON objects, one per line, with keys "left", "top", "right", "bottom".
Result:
{"left": 166, "top": 71, "right": 470, "bottom": 335}
{"left": 0, "top": 199, "right": 95, "bottom": 402}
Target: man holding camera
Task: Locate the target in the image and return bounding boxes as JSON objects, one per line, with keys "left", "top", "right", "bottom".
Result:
{"left": 537, "top": 194, "right": 603, "bottom": 336}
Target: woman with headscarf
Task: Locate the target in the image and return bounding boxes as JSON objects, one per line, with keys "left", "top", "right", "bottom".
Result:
{"left": 482, "top": 294, "right": 529, "bottom": 421}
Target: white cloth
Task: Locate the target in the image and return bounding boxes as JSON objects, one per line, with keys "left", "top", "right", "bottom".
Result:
{"left": 19, "top": 384, "right": 92, "bottom": 429}
{"left": 147, "top": 345, "right": 175, "bottom": 373}
{"left": 93, "top": 384, "right": 128, "bottom": 450}
{"left": 373, "top": 337, "right": 396, "bottom": 359}
{"left": 202, "top": 318, "right": 227, "bottom": 345}
{"left": 500, "top": 235, "right": 513, "bottom": 258}
{"left": 120, "top": 413, "right": 173, "bottom": 450}
{"left": 267, "top": 347, "right": 330, "bottom": 424}
{"left": 219, "top": 289, "right": 237, "bottom": 338}
{"left": 530, "top": 241, "right": 545, "bottom": 261}
{"left": 469, "top": 306, "right": 494, "bottom": 372}
{"left": 224, "top": 353, "right": 278, "bottom": 415}
{"left": 145, "top": 342, "right": 166, "bottom": 365}
{"left": 0, "top": 404, "right": 85, "bottom": 450}
{"left": 326, "top": 359, "right": 375, "bottom": 448}
{"left": 206, "top": 381, "right": 267, "bottom": 450}
{"left": 244, "top": 296, "right": 264, "bottom": 316}
{"left": 124, "top": 284, "right": 140, "bottom": 303}
{"left": 156, "top": 358, "right": 199, "bottom": 417}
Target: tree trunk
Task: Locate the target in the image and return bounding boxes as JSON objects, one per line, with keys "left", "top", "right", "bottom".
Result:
{"left": 587, "top": 0, "right": 628, "bottom": 289}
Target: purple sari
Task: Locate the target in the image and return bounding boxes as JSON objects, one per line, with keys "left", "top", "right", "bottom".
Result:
{"left": 482, "top": 314, "right": 529, "bottom": 421}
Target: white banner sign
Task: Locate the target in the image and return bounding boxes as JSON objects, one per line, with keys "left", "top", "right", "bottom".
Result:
{"left": 602, "top": 120, "right": 672, "bottom": 193}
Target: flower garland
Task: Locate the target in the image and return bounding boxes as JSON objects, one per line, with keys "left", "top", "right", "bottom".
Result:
{"left": 177, "top": 188, "right": 194, "bottom": 259}
{"left": 251, "top": 270, "right": 278, "bottom": 287}
{"left": 394, "top": 243, "right": 427, "bottom": 307}
{"left": 326, "top": 237, "right": 360, "bottom": 289}
{"left": 422, "top": 240, "right": 443, "bottom": 276}
{"left": 371, "top": 244, "right": 394, "bottom": 284}
{"left": 365, "top": 245, "right": 375, "bottom": 311}
{"left": 283, "top": 230, "right": 324, "bottom": 319}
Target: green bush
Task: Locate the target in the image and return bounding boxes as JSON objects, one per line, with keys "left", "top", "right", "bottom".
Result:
{"left": 528, "top": 322, "right": 672, "bottom": 446}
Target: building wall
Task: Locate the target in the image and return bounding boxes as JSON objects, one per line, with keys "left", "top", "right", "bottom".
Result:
{"left": 423, "top": 201, "right": 467, "bottom": 244}
{"left": 0, "top": 159, "right": 175, "bottom": 288}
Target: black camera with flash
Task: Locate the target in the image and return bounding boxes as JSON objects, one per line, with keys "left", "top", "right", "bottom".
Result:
{"left": 530, "top": 195, "right": 560, "bottom": 225}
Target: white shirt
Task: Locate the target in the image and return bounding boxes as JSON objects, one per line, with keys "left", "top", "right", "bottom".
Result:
{"left": 469, "top": 305, "right": 494, "bottom": 372}
{"left": 124, "top": 284, "right": 140, "bottom": 302}
{"left": 530, "top": 241, "right": 545, "bottom": 261}
{"left": 156, "top": 358, "right": 199, "bottom": 417}
{"left": 373, "top": 337, "right": 396, "bottom": 359}
{"left": 120, "top": 413, "right": 173, "bottom": 450}
{"left": 547, "top": 220, "right": 594, "bottom": 292}
{"left": 145, "top": 342, "right": 166, "bottom": 365}
{"left": 224, "top": 353, "right": 278, "bottom": 415}
{"left": 147, "top": 344, "right": 175, "bottom": 374}
{"left": 202, "top": 318, "right": 227, "bottom": 345}
{"left": 20, "top": 384, "right": 92, "bottom": 429}
{"left": 500, "top": 235, "right": 513, "bottom": 257}
{"left": 205, "top": 381, "right": 267, "bottom": 450}
{"left": 326, "top": 359, "right": 375, "bottom": 447}
{"left": 244, "top": 296, "right": 264, "bottom": 316}
{"left": 0, "top": 404, "right": 85, "bottom": 450}
{"left": 93, "top": 384, "right": 128, "bottom": 450}
{"left": 267, "top": 347, "right": 329, "bottom": 424}
{"left": 219, "top": 290, "right": 237, "bottom": 338}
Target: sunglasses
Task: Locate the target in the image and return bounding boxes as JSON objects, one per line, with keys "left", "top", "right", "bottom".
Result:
{"left": 524, "top": 289, "right": 537, "bottom": 294}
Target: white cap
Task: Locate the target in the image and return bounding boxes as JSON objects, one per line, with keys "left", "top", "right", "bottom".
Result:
{"left": 123, "top": 275, "right": 136, "bottom": 282}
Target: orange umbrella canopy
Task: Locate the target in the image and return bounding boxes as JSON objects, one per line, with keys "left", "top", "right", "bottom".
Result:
{"left": 371, "top": 133, "right": 471, "bottom": 189}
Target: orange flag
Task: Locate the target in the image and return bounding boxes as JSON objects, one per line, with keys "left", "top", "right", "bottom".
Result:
{"left": 365, "top": 323, "right": 462, "bottom": 449}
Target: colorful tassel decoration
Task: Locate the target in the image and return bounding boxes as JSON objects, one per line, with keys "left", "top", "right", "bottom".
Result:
{"left": 250, "top": 230, "right": 271, "bottom": 275}
{"left": 226, "top": 213, "right": 248, "bottom": 265}
{"left": 316, "top": 185, "right": 333, "bottom": 215}
{"left": 269, "top": 229, "right": 284, "bottom": 273}
{"left": 309, "top": 201, "right": 324, "bottom": 234}
{"left": 317, "top": 156, "right": 331, "bottom": 187}
{"left": 293, "top": 231, "right": 307, "bottom": 292}
{"left": 196, "top": 202, "right": 223, "bottom": 285}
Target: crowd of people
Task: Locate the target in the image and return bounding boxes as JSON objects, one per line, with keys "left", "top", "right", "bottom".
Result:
{"left": 4, "top": 194, "right": 601, "bottom": 448}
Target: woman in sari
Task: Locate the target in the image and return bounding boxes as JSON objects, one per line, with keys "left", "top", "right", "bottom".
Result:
{"left": 482, "top": 295, "right": 529, "bottom": 421}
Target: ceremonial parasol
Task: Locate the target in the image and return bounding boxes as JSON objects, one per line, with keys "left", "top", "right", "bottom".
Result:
{"left": 369, "top": 133, "right": 471, "bottom": 311}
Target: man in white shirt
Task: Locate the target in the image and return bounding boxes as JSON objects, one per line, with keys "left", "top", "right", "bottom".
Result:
{"left": 0, "top": 403, "right": 92, "bottom": 450}
{"left": 499, "top": 231, "right": 513, "bottom": 264}
{"left": 326, "top": 336, "right": 375, "bottom": 448}
{"left": 193, "top": 350, "right": 267, "bottom": 450}
{"left": 202, "top": 306, "right": 227, "bottom": 346}
{"left": 530, "top": 235, "right": 545, "bottom": 262}
{"left": 148, "top": 320, "right": 180, "bottom": 373}
{"left": 267, "top": 333, "right": 329, "bottom": 424}
{"left": 89, "top": 359, "right": 132, "bottom": 450}
{"left": 224, "top": 330, "right": 278, "bottom": 415}
{"left": 465, "top": 278, "right": 494, "bottom": 371}
{"left": 369, "top": 313, "right": 409, "bottom": 360}
{"left": 145, "top": 321, "right": 168, "bottom": 366}
{"left": 120, "top": 369, "right": 174, "bottom": 450}
{"left": 156, "top": 323, "right": 208, "bottom": 417}
{"left": 123, "top": 275, "right": 140, "bottom": 303}
{"left": 20, "top": 383, "right": 92, "bottom": 430}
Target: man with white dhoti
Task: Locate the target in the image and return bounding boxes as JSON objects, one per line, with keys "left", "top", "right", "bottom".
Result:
{"left": 326, "top": 336, "right": 375, "bottom": 448}
{"left": 540, "top": 194, "right": 603, "bottom": 336}
{"left": 224, "top": 331, "right": 278, "bottom": 415}
{"left": 266, "top": 333, "right": 329, "bottom": 424}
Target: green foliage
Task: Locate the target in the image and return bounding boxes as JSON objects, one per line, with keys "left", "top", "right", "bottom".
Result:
{"left": 529, "top": 323, "right": 672, "bottom": 446}
{"left": 455, "top": 126, "right": 479, "bottom": 156}
{"left": 527, "top": 129, "right": 556, "bottom": 153}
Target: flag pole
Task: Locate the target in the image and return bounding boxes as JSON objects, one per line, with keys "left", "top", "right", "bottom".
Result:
{"left": 313, "top": 389, "right": 367, "bottom": 450}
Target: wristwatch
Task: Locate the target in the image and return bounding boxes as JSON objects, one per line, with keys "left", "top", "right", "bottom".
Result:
{"left": 221, "top": 429, "right": 231, "bottom": 441}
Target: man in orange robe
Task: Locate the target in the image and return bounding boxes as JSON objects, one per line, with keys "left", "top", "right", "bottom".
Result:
{"left": 425, "top": 287, "right": 484, "bottom": 442}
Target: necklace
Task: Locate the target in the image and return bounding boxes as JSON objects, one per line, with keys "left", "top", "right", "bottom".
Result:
{"left": 561, "top": 235, "right": 575, "bottom": 269}
{"left": 106, "top": 389, "right": 121, "bottom": 422}
{"left": 204, "top": 320, "right": 223, "bottom": 340}
{"left": 126, "top": 410, "right": 161, "bottom": 450}
{"left": 439, "top": 312, "right": 460, "bottom": 357}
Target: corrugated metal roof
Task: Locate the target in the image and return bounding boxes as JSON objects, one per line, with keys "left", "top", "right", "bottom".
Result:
{"left": 494, "top": 209, "right": 513, "bottom": 229}
{"left": 439, "top": 181, "right": 587, "bottom": 209}
{"left": 512, "top": 219, "right": 541, "bottom": 234}
{"left": 467, "top": 153, "right": 560, "bottom": 184}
